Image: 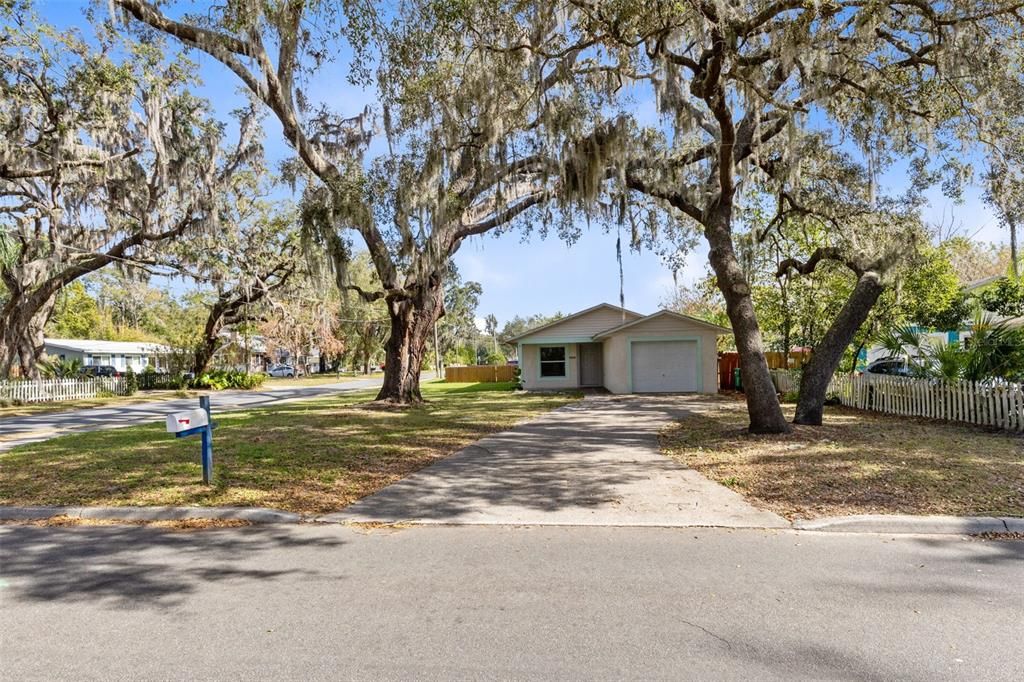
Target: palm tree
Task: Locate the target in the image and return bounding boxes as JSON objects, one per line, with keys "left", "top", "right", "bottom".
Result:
{"left": 876, "top": 308, "right": 1024, "bottom": 383}
{"left": 37, "top": 357, "right": 82, "bottom": 379}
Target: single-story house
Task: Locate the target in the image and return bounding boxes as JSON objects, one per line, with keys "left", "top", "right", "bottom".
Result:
{"left": 43, "top": 338, "right": 169, "bottom": 373}
{"left": 507, "top": 303, "right": 731, "bottom": 393}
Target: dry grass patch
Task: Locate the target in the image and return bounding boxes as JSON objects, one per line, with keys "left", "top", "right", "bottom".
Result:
{"left": 0, "top": 516, "right": 252, "bottom": 531}
{"left": 0, "top": 381, "right": 577, "bottom": 515}
{"left": 661, "top": 396, "right": 1024, "bottom": 520}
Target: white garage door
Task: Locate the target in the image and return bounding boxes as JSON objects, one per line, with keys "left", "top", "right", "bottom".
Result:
{"left": 631, "top": 340, "right": 699, "bottom": 393}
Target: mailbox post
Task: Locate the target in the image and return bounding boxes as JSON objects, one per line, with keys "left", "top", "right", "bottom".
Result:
{"left": 166, "top": 396, "right": 215, "bottom": 484}
{"left": 198, "top": 396, "right": 213, "bottom": 484}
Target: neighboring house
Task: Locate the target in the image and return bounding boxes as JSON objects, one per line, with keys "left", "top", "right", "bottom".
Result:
{"left": 507, "top": 303, "right": 731, "bottom": 394}
{"left": 214, "top": 332, "right": 270, "bottom": 373}
{"left": 43, "top": 339, "right": 169, "bottom": 372}
{"left": 861, "top": 275, "right": 1023, "bottom": 366}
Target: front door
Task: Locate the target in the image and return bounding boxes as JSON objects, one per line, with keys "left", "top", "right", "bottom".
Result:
{"left": 579, "top": 343, "right": 604, "bottom": 387}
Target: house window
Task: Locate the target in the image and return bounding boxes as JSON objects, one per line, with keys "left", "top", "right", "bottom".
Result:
{"left": 539, "top": 346, "right": 566, "bottom": 377}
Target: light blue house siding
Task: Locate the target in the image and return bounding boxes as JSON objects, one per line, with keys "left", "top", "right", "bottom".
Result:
{"left": 43, "top": 339, "right": 168, "bottom": 372}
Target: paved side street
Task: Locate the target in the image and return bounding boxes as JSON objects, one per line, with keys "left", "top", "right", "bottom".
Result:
{"left": 1, "top": 524, "right": 1021, "bottom": 681}
{"left": 0, "top": 377, "right": 384, "bottom": 451}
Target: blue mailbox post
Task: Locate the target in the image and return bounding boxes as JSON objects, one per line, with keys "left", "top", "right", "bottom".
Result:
{"left": 166, "top": 396, "right": 215, "bottom": 484}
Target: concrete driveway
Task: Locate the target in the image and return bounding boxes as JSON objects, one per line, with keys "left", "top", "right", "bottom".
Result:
{"left": 323, "top": 395, "right": 787, "bottom": 528}
{"left": 0, "top": 377, "right": 384, "bottom": 451}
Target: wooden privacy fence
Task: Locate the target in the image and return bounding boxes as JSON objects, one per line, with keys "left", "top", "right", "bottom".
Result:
{"left": 0, "top": 377, "right": 128, "bottom": 404}
{"left": 828, "top": 374, "right": 1024, "bottom": 432}
{"left": 444, "top": 364, "right": 517, "bottom": 383}
{"left": 719, "top": 351, "right": 811, "bottom": 389}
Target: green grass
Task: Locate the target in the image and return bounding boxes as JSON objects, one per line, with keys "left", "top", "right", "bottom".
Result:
{"left": 0, "top": 381, "right": 576, "bottom": 515}
{"left": 661, "top": 396, "right": 1024, "bottom": 520}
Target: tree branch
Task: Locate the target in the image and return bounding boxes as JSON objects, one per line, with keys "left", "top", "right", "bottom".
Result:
{"left": 777, "top": 247, "right": 862, "bottom": 278}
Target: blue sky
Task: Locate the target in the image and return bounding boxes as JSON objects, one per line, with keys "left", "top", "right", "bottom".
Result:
{"left": 33, "top": 1, "right": 1010, "bottom": 326}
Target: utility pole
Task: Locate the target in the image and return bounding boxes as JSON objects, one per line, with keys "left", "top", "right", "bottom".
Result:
{"left": 1010, "top": 218, "right": 1020, "bottom": 279}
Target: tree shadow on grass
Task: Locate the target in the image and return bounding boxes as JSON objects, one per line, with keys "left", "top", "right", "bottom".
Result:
{"left": 0, "top": 524, "right": 343, "bottom": 609}
{"left": 3, "top": 393, "right": 695, "bottom": 518}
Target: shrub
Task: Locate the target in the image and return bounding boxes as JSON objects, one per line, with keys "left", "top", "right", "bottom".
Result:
{"left": 189, "top": 370, "right": 265, "bottom": 391}
{"left": 124, "top": 368, "right": 138, "bottom": 396}
{"left": 138, "top": 372, "right": 188, "bottom": 391}
{"left": 37, "top": 357, "right": 82, "bottom": 379}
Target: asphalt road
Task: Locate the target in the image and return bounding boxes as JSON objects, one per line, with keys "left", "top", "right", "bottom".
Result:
{"left": 1, "top": 524, "right": 1021, "bottom": 681}
{"left": 0, "top": 377, "right": 384, "bottom": 450}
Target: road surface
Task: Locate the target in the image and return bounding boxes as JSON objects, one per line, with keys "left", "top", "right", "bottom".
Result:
{"left": 0, "top": 377, "right": 384, "bottom": 451}
{"left": 1, "top": 524, "right": 1020, "bottom": 680}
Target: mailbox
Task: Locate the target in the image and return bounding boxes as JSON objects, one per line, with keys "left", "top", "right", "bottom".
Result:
{"left": 166, "top": 408, "right": 209, "bottom": 434}
{"left": 167, "top": 397, "right": 215, "bottom": 484}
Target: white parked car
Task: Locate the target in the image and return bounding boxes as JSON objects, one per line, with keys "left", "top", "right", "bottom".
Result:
{"left": 267, "top": 364, "right": 299, "bottom": 378}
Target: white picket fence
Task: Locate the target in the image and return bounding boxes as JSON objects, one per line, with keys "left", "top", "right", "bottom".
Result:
{"left": 828, "top": 374, "right": 1024, "bottom": 432}
{"left": 0, "top": 377, "right": 129, "bottom": 404}
{"left": 770, "top": 368, "right": 799, "bottom": 394}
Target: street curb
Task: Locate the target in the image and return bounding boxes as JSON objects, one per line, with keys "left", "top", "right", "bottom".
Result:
{"left": 2, "top": 506, "right": 1020, "bottom": 534}
{"left": 0, "top": 505, "right": 301, "bottom": 524}
{"left": 793, "top": 514, "right": 1020, "bottom": 535}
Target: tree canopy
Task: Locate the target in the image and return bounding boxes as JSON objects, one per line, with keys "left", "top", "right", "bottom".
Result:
{"left": 1, "top": 5, "right": 260, "bottom": 376}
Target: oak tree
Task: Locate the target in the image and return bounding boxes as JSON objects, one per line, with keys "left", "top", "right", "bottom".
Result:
{"left": 0, "top": 8, "right": 259, "bottom": 377}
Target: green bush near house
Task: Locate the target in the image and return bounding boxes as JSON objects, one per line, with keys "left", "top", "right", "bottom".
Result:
{"left": 189, "top": 369, "right": 266, "bottom": 391}
{"left": 124, "top": 368, "right": 138, "bottom": 395}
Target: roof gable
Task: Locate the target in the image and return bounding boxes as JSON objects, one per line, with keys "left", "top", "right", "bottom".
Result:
{"left": 592, "top": 309, "right": 732, "bottom": 339}
{"left": 507, "top": 303, "right": 643, "bottom": 342}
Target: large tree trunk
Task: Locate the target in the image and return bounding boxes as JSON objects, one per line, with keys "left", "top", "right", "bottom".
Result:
{"left": 376, "top": 282, "right": 445, "bottom": 404}
{"left": 794, "top": 272, "right": 884, "bottom": 425}
{"left": 192, "top": 324, "right": 221, "bottom": 377}
{"left": 1, "top": 287, "right": 57, "bottom": 379}
{"left": 704, "top": 211, "right": 791, "bottom": 434}
{"left": 192, "top": 300, "right": 229, "bottom": 376}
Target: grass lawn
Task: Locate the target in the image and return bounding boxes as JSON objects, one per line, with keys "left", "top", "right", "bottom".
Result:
{"left": 0, "top": 390, "right": 202, "bottom": 419}
{"left": 661, "top": 396, "right": 1024, "bottom": 520}
{"left": 0, "top": 381, "right": 577, "bottom": 515}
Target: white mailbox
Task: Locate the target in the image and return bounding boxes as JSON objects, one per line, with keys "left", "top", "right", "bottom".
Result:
{"left": 166, "top": 408, "right": 209, "bottom": 434}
